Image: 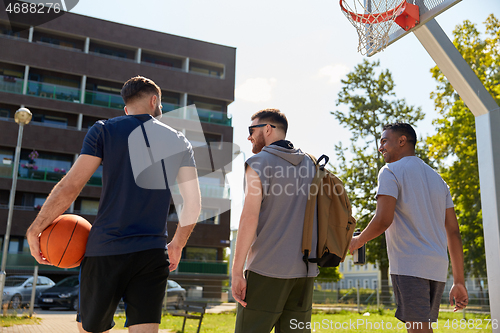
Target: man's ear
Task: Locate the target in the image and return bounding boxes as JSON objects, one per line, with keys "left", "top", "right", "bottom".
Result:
{"left": 124, "top": 105, "right": 129, "bottom": 115}
{"left": 150, "top": 94, "right": 157, "bottom": 108}
{"left": 399, "top": 135, "right": 407, "bottom": 146}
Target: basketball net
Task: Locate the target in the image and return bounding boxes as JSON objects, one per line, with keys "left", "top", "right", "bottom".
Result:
{"left": 340, "top": 0, "right": 408, "bottom": 56}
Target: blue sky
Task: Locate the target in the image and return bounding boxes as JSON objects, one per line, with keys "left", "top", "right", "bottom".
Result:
{"left": 71, "top": 0, "right": 499, "bottom": 228}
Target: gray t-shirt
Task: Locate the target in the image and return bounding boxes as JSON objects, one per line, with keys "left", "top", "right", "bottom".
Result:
{"left": 244, "top": 145, "right": 319, "bottom": 278}
{"left": 377, "top": 156, "right": 454, "bottom": 282}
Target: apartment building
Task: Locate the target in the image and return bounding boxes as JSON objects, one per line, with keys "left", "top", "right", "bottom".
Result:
{"left": 0, "top": 9, "right": 235, "bottom": 299}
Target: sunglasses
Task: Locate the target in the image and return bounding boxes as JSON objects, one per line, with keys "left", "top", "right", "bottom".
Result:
{"left": 248, "top": 123, "right": 276, "bottom": 136}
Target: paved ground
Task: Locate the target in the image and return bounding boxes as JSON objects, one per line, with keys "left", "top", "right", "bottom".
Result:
{"left": 0, "top": 303, "right": 237, "bottom": 333}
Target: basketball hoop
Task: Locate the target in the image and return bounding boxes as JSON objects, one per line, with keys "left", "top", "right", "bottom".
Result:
{"left": 340, "top": 0, "right": 420, "bottom": 56}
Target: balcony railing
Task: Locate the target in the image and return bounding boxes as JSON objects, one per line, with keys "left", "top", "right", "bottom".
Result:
{"left": 162, "top": 106, "right": 232, "bottom": 126}
{"left": 84, "top": 90, "right": 124, "bottom": 109}
{"left": 161, "top": 102, "right": 180, "bottom": 113}
{"left": 177, "top": 261, "right": 228, "bottom": 275}
{"left": 0, "top": 252, "right": 227, "bottom": 274}
{"left": 0, "top": 252, "right": 79, "bottom": 271}
{"left": 190, "top": 107, "right": 231, "bottom": 126}
{"left": 0, "top": 166, "right": 102, "bottom": 186}
{"left": 26, "top": 80, "right": 81, "bottom": 102}
{"left": 0, "top": 75, "right": 23, "bottom": 94}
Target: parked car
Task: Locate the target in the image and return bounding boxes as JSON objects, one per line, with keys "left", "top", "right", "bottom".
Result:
{"left": 38, "top": 276, "right": 79, "bottom": 310}
{"left": 166, "top": 280, "right": 186, "bottom": 309}
{"left": 2, "top": 275, "right": 55, "bottom": 309}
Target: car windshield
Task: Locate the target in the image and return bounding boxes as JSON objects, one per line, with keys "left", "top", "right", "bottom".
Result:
{"left": 55, "top": 277, "right": 79, "bottom": 288}
{"left": 5, "top": 278, "right": 26, "bottom": 287}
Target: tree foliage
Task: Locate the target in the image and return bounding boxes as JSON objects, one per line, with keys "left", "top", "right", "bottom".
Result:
{"left": 426, "top": 14, "right": 500, "bottom": 278}
{"left": 332, "top": 59, "right": 426, "bottom": 288}
{"left": 317, "top": 266, "right": 342, "bottom": 282}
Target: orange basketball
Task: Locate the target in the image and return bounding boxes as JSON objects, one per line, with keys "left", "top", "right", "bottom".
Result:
{"left": 40, "top": 214, "right": 91, "bottom": 268}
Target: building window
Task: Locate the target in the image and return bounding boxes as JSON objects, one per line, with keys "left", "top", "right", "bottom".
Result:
{"left": 19, "top": 150, "right": 72, "bottom": 181}
{"left": 347, "top": 280, "right": 352, "bottom": 289}
{"left": 0, "top": 149, "right": 13, "bottom": 178}
{"left": 372, "top": 279, "right": 378, "bottom": 290}
{"left": 189, "top": 61, "right": 224, "bottom": 78}
{"left": 0, "top": 109, "right": 9, "bottom": 118}
{"left": 32, "top": 113, "right": 68, "bottom": 128}
{"left": 6, "top": 236, "right": 28, "bottom": 253}
{"left": 364, "top": 279, "right": 369, "bottom": 289}
{"left": 34, "top": 196, "right": 46, "bottom": 210}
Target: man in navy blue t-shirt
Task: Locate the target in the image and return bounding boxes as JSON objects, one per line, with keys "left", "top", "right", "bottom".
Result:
{"left": 27, "top": 76, "right": 201, "bottom": 333}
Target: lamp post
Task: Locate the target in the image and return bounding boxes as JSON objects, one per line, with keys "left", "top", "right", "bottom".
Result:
{"left": 0, "top": 107, "right": 32, "bottom": 306}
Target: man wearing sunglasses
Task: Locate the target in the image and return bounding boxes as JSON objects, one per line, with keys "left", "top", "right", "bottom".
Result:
{"left": 232, "top": 109, "right": 318, "bottom": 332}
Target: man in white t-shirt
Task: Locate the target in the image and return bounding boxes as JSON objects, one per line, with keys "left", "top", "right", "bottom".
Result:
{"left": 349, "top": 122, "right": 468, "bottom": 333}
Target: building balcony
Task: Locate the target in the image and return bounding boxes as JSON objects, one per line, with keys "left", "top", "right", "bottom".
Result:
{"left": 0, "top": 77, "right": 231, "bottom": 127}
{"left": 0, "top": 166, "right": 102, "bottom": 187}
{"left": 26, "top": 80, "right": 81, "bottom": 102}
{"left": 162, "top": 106, "right": 232, "bottom": 126}
{"left": 0, "top": 252, "right": 227, "bottom": 275}
{"left": 84, "top": 90, "right": 124, "bottom": 110}
{"left": 0, "top": 168, "right": 227, "bottom": 199}
{"left": 0, "top": 252, "right": 79, "bottom": 271}
{"left": 0, "top": 75, "right": 23, "bottom": 94}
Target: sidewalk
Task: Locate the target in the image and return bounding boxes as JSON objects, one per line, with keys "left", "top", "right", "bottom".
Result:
{"left": 0, "top": 303, "right": 237, "bottom": 333}
{"left": 0, "top": 313, "right": 174, "bottom": 333}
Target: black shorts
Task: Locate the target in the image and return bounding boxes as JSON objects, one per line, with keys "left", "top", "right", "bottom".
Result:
{"left": 78, "top": 248, "right": 170, "bottom": 332}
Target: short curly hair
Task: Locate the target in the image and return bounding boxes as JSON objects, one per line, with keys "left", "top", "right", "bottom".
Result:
{"left": 383, "top": 122, "right": 417, "bottom": 148}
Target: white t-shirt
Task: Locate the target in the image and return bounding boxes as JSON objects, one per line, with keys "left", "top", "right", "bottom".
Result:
{"left": 377, "top": 156, "right": 454, "bottom": 282}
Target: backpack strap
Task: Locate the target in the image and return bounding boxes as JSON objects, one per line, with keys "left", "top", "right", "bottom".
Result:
{"left": 302, "top": 154, "right": 320, "bottom": 264}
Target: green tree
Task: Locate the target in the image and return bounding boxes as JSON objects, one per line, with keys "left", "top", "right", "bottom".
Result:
{"left": 332, "top": 59, "right": 425, "bottom": 302}
{"left": 317, "top": 266, "right": 342, "bottom": 282}
{"left": 427, "top": 14, "right": 500, "bottom": 279}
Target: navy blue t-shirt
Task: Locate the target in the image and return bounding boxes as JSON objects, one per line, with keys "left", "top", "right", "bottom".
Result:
{"left": 81, "top": 114, "right": 195, "bottom": 256}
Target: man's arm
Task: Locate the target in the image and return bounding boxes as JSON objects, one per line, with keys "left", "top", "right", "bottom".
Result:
{"left": 26, "top": 155, "right": 102, "bottom": 264}
{"left": 348, "top": 195, "right": 396, "bottom": 254}
{"left": 231, "top": 166, "right": 262, "bottom": 307}
{"left": 167, "top": 166, "right": 201, "bottom": 272}
{"left": 445, "top": 207, "right": 468, "bottom": 311}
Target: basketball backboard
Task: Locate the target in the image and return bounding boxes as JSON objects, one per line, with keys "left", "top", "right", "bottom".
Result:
{"left": 366, "top": 0, "right": 462, "bottom": 55}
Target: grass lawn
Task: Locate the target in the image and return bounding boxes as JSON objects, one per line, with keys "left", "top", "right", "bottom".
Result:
{"left": 0, "top": 315, "right": 41, "bottom": 327}
{"left": 113, "top": 309, "right": 494, "bottom": 333}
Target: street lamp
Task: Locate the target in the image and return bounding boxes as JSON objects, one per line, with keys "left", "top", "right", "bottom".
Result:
{"left": 0, "top": 107, "right": 32, "bottom": 305}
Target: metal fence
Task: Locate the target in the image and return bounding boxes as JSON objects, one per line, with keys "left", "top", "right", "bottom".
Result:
{"left": 0, "top": 268, "right": 490, "bottom": 318}
{"left": 313, "top": 278, "right": 490, "bottom": 314}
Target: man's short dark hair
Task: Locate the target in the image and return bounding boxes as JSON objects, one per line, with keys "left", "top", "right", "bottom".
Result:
{"left": 383, "top": 122, "right": 417, "bottom": 147}
{"left": 251, "top": 108, "right": 288, "bottom": 134}
{"left": 121, "top": 76, "right": 161, "bottom": 105}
